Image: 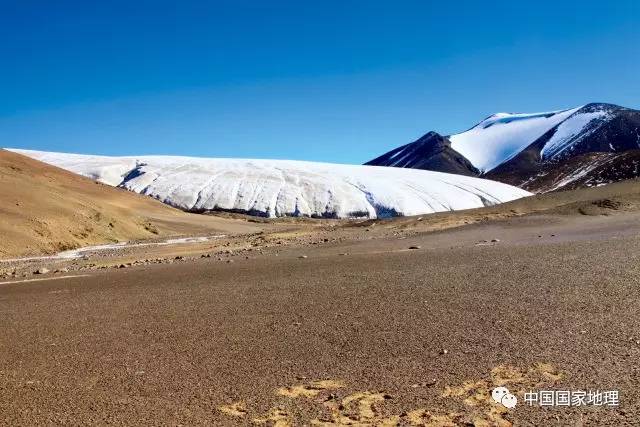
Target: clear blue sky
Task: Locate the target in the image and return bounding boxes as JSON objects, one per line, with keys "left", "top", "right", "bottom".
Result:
{"left": 1, "top": 1, "right": 639, "bottom": 164}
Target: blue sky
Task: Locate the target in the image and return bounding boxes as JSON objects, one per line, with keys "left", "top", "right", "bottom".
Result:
{"left": 1, "top": 1, "right": 639, "bottom": 164}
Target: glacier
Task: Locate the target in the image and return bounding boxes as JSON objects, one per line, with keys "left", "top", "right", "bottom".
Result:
{"left": 8, "top": 149, "right": 532, "bottom": 219}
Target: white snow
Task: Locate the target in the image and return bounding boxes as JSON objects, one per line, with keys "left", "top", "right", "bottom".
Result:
{"left": 20, "top": 150, "right": 139, "bottom": 185}
{"left": 449, "top": 106, "right": 582, "bottom": 172}
{"left": 540, "top": 111, "right": 612, "bottom": 159}
{"left": 8, "top": 149, "right": 531, "bottom": 219}
{"left": 388, "top": 147, "right": 415, "bottom": 167}
{"left": 546, "top": 155, "right": 615, "bottom": 192}
{"left": 0, "top": 235, "right": 225, "bottom": 262}
{"left": 387, "top": 147, "right": 405, "bottom": 161}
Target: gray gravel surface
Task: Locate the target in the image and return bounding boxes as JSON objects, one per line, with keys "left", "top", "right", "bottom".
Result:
{"left": 1, "top": 214, "right": 639, "bottom": 425}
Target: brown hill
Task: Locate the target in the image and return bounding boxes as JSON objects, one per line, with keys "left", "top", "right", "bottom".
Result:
{"left": 0, "top": 150, "right": 259, "bottom": 258}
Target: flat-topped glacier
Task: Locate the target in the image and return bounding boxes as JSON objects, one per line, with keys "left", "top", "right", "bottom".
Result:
{"left": 8, "top": 149, "right": 532, "bottom": 219}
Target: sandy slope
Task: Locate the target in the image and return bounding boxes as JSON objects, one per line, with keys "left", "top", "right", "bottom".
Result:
{"left": 0, "top": 150, "right": 260, "bottom": 258}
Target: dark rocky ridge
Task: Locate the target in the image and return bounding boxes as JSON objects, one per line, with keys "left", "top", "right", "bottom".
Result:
{"left": 492, "top": 150, "right": 640, "bottom": 192}
{"left": 365, "top": 131, "right": 479, "bottom": 176}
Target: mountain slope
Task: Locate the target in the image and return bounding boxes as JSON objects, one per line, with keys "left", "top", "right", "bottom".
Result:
{"left": 0, "top": 150, "right": 257, "bottom": 258}
{"left": 488, "top": 150, "right": 640, "bottom": 192}
{"left": 486, "top": 103, "right": 640, "bottom": 189}
{"left": 366, "top": 103, "right": 640, "bottom": 192}
{"left": 449, "top": 106, "right": 582, "bottom": 173}
{"left": 365, "top": 131, "right": 479, "bottom": 176}
{"left": 9, "top": 149, "right": 531, "bottom": 219}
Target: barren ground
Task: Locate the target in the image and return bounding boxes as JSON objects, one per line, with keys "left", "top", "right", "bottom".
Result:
{"left": 2, "top": 165, "right": 640, "bottom": 425}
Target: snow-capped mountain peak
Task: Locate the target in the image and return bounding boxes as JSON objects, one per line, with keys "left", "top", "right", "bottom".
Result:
{"left": 366, "top": 102, "right": 640, "bottom": 192}
{"left": 448, "top": 106, "right": 582, "bottom": 173}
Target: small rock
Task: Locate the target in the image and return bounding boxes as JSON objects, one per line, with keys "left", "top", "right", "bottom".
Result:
{"left": 440, "top": 349, "right": 449, "bottom": 355}
{"left": 226, "top": 259, "right": 234, "bottom": 263}
{"left": 408, "top": 245, "right": 421, "bottom": 250}
{"left": 34, "top": 268, "right": 50, "bottom": 275}
{"left": 201, "top": 254, "right": 211, "bottom": 258}
{"left": 338, "top": 253, "right": 349, "bottom": 256}
{"left": 410, "top": 379, "right": 436, "bottom": 388}
{"left": 298, "top": 255, "right": 308, "bottom": 259}
{"left": 174, "top": 256, "right": 184, "bottom": 260}
{"left": 490, "top": 238, "right": 500, "bottom": 243}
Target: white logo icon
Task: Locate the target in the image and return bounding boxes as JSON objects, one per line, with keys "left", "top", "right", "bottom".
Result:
{"left": 492, "top": 386, "right": 517, "bottom": 408}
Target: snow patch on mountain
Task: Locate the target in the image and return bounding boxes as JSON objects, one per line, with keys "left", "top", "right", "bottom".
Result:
{"left": 547, "top": 155, "right": 616, "bottom": 191}
{"left": 449, "top": 106, "right": 582, "bottom": 172}
{"left": 9, "top": 149, "right": 531, "bottom": 219}
{"left": 540, "top": 110, "right": 613, "bottom": 160}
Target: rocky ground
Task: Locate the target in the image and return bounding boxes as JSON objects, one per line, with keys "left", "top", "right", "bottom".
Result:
{"left": 2, "top": 181, "right": 640, "bottom": 425}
